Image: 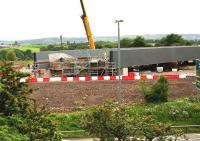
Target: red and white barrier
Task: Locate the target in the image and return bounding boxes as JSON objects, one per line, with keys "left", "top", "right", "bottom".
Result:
{"left": 24, "top": 73, "right": 192, "bottom": 83}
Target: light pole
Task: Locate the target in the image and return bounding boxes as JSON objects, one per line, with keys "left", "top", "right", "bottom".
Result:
{"left": 115, "top": 20, "right": 124, "bottom": 104}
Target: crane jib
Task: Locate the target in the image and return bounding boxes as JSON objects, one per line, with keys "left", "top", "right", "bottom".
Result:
{"left": 80, "top": 0, "right": 96, "bottom": 49}
{"left": 80, "top": 0, "right": 87, "bottom": 16}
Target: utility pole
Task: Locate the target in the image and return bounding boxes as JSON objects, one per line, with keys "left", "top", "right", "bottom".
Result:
{"left": 115, "top": 20, "right": 124, "bottom": 104}
{"left": 60, "top": 35, "right": 63, "bottom": 47}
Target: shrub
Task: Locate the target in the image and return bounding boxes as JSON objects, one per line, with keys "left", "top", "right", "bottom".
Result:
{"left": 135, "top": 115, "right": 171, "bottom": 141}
{"left": 141, "top": 75, "right": 168, "bottom": 103}
{"left": 83, "top": 101, "right": 174, "bottom": 141}
{"left": 82, "top": 101, "right": 132, "bottom": 141}
{"left": 0, "top": 125, "right": 29, "bottom": 141}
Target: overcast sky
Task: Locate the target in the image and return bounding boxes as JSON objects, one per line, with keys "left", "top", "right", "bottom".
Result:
{"left": 0, "top": 0, "right": 199, "bottom": 40}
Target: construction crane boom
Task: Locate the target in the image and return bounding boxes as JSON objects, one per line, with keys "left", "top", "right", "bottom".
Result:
{"left": 80, "top": 0, "right": 95, "bottom": 49}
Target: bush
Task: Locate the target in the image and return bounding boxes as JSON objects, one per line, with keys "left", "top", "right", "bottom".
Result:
{"left": 82, "top": 101, "right": 175, "bottom": 141}
{"left": 0, "top": 125, "right": 29, "bottom": 141}
{"left": 82, "top": 101, "right": 132, "bottom": 141}
{"left": 135, "top": 115, "right": 171, "bottom": 141}
{"left": 141, "top": 75, "right": 168, "bottom": 103}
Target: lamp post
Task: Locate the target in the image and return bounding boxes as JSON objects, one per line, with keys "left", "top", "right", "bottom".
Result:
{"left": 115, "top": 20, "right": 124, "bottom": 104}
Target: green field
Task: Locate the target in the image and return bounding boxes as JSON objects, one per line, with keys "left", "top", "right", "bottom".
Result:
{"left": 16, "top": 46, "right": 40, "bottom": 53}
{"left": 0, "top": 45, "right": 41, "bottom": 53}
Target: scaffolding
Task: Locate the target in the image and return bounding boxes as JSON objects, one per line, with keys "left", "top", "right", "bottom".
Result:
{"left": 50, "top": 60, "right": 117, "bottom": 77}
{"left": 48, "top": 49, "right": 117, "bottom": 77}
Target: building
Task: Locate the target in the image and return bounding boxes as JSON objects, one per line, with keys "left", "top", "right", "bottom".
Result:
{"left": 34, "top": 46, "right": 200, "bottom": 76}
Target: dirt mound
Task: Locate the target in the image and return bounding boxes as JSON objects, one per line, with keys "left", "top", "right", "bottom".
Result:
{"left": 30, "top": 78, "right": 197, "bottom": 112}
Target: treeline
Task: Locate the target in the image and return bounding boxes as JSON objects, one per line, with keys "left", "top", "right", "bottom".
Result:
{"left": 39, "top": 33, "right": 196, "bottom": 52}
{"left": 0, "top": 49, "right": 33, "bottom": 61}
{"left": 39, "top": 43, "right": 88, "bottom": 51}
{"left": 120, "top": 33, "right": 192, "bottom": 48}
{"left": 0, "top": 33, "right": 196, "bottom": 61}
{"left": 39, "top": 41, "right": 117, "bottom": 51}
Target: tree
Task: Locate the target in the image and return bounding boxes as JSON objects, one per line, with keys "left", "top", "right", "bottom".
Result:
{"left": 0, "top": 62, "right": 30, "bottom": 116}
{"left": 141, "top": 75, "right": 168, "bottom": 103}
{"left": 160, "top": 33, "right": 191, "bottom": 46}
{"left": 15, "top": 49, "right": 25, "bottom": 60}
{"left": 95, "top": 41, "right": 116, "bottom": 49}
{"left": 83, "top": 101, "right": 175, "bottom": 141}
{"left": 0, "top": 50, "right": 8, "bottom": 60}
{"left": 24, "top": 49, "right": 33, "bottom": 60}
{"left": 6, "top": 51, "right": 17, "bottom": 61}
{"left": 83, "top": 101, "right": 132, "bottom": 141}
{"left": 0, "top": 63, "right": 62, "bottom": 141}
{"left": 47, "top": 44, "right": 55, "bottom": 50}
{"left": 120, "top": 38, "right": 133, "bottom": 47}
{"left": 21, "top": 100, "right": 62, "bottom": 141}
{"left": 131, "top": 36, "right": 146, "bottom": 47}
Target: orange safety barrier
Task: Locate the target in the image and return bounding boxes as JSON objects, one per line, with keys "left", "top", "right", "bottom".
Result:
{"left": 98, "top": 76, "right": 104, "bottom": 80}
{"left": 43, "top": 78, "right": 50, "bottom": 82}
{"left": 110, "top": 76, "right": 116, "bottom": 80}
{"left": 153, "top": 75, "right": 160, "bottom": 79}
{"left": 128, "top": 72, "right": 135, "bottom": 77}
{"left": 85, "top": 76, "right": 92, "bottom": 81}
{"left": 73, "top": 77, "right": 79, "bottom": 81}
{"left": 122, "top": 76, "right": 129, "bottom": 80}
{"left": 29, "top": 77, "right": 37, "bottom": 83}
{"left": 61, "top": 77, "right": 67, "bottom": 81}
{"left": 164, "top": 74, "right": 179, "bottom": 79}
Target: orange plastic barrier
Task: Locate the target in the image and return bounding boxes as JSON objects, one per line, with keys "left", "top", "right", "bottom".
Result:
{"left": 110, "top": 76, "right": 116, "bottom": 80}
{"left": 43, "top": 78, "right": 50, "bottom": 82}
{"left": 85, "top": 76, "right": 92, "bottom": 81}
{"left": 98, "top": 76, "right": 104, "bottom": 80}
{"left": 61, "top": 77, "right": 67, "bottom": 81}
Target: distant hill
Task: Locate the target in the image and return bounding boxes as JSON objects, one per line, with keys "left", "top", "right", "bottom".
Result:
{"left": 1, "top": 34, "right": 200, "bottom": 45}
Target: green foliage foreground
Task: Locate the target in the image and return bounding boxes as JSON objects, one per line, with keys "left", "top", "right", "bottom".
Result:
{"left": 0, "top": 62, "right": 62, "bottom": 141}
{"left": 49, "top": 97, "right": 200, "bottom": 139}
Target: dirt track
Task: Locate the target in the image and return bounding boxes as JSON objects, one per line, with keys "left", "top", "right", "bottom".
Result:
{"left": 30, "top": 78, "right": 197, "bottom": 112}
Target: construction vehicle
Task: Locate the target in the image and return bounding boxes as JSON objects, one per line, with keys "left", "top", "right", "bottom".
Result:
{"left": 80, "top": 0, "right": 96, "bottom": 49}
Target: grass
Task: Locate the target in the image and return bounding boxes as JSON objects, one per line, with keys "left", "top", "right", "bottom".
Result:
{"left": 15, "top": 46, "right": 40, "bottom": 53}
{"left": 49, "top": 112, "right": 84, "bottom": 131}
{"left": 126, "top": 100, "right": 200, "bottom": 125}
{"left": 0, "top": 45, "right": 42, "bottom": 53}
{"left": 49, "top": 98, "right": 200, "bottom": 138}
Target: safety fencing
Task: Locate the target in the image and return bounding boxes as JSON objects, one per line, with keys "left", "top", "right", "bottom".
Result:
{"left": 19, "top": 73, "right": 194, "bottom": 83}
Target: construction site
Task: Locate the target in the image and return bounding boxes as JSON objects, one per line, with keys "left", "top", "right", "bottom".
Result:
{"left": 30, "top": 0, "right": 199, "bottom": 78}
{"left": 24, "top": 0, "right": 200, "bottom": 112}
{"left": 33, "top": 46, "right": 198, "bottom": 78}
{"left": 2, "top": 0, "right": 200, "bottom": 140}
{"left": 33, "top": 49, "right": 117, "bottom": 77}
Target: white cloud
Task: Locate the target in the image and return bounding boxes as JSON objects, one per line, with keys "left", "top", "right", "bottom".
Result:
{"left": 0, "top": 0, "right": 199, "bottom": 40}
